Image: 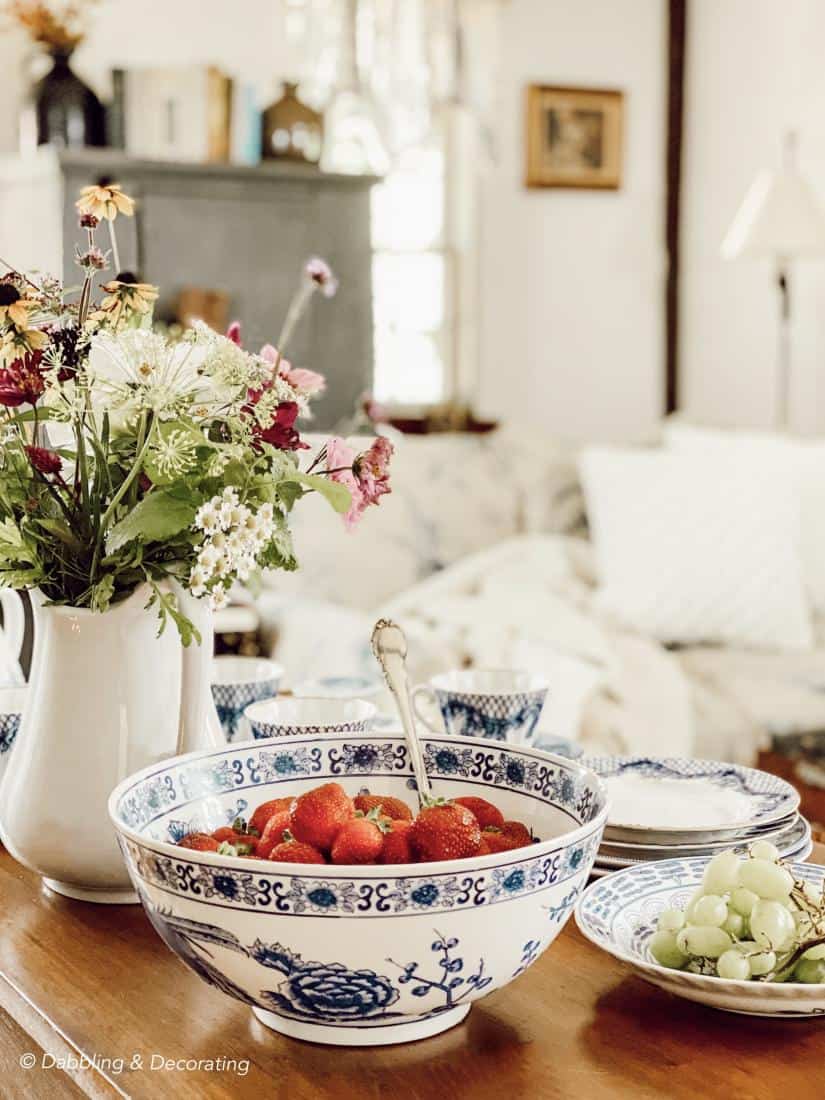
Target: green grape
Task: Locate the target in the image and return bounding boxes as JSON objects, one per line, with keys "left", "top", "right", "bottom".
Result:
{"left": 750, "top": 899, "right": 796, "bottom": 949}
{"left": 691, "top": 894, "right": 728, "bottom": 928}
{"left": 802, "top": 944, "right": 825, "bottom": 961}
{"left": 676, "top": 926, "right": 733, "bottom": 959}
{"left": 747, "top": 949, "right": 777, "bottom": 976}
{"left": 730, "top": 887, "right": 758, "bottom": 916}
{"left": 717, "top": 949, "right": 751, "bottom": 980}
{"left": 739, "top": 858, "right": 793, "bottom": 901}
{"left": 657, "top": 907, "right": 685, "bottom": 933}
{"left": 723, "top": 911, "right": 746, "bottom": 938}
{"left": 792, "top": 958, "right": 825, "bottom": 984}
{"left": 650, "top": 930, "right": 689, "bottom": 969}
{"left": 702, "top": 850, "right": 741, "bottom": 894}
{"left": 749, "top": 840, "right": 780, "bottom": 863}
{"left": 684, "top": 889, "right": 708, "bottom": 922}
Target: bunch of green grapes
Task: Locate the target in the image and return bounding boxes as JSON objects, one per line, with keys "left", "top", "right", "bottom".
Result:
{"left": 649, "top": 841, "right": 825, "bottom": 982}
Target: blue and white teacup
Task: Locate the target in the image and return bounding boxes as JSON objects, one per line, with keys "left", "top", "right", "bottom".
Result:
{"left": 412, "top": 669, "right": 548, "bottom": 746}
{"left": 244, "top": 697, "right": 377, "bottom": 740}
{"left": 0, "top": 685, "right": 26, "bottom": 780}
{"left": 211, "top": 656, "right": 283, "bottom": 742}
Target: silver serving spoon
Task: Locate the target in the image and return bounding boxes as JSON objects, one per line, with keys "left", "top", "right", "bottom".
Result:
{"left": 371, "top": 618, "right": 433, "bottom": 807}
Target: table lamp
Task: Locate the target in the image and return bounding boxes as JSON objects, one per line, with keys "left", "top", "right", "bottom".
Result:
{"left": 721, "top": 132, "right": 825, "bottom": 427}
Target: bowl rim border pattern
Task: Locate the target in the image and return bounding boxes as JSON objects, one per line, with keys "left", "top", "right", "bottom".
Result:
{"left": 108, "top": 732, "right": 610, "bottom": 879}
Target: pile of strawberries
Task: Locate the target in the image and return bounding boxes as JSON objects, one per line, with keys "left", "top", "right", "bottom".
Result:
{"left": 176, "top": 783, "right": 535, "bottom": 865}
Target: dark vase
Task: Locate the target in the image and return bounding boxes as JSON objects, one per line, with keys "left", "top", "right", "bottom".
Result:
{"left": 33, "top": 50, "right": 106, "bottom": 148}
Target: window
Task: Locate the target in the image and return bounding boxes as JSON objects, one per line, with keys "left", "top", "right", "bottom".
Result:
{"left": 370, "top": 137, "right": 451, "bottom": 409}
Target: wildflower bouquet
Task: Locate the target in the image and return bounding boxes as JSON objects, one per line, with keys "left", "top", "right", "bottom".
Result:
{"left": 0, "top": 184, "right": 392, "bottom": 642}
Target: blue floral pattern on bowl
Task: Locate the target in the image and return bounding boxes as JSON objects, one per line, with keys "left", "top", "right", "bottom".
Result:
{"left": 211, "top": 677, "right": 280, "bottom": 743}
{"left": 110, "top": 732, "right": 608, "bottom": 1045}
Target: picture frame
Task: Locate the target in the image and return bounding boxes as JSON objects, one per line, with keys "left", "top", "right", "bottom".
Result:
{"left": 525, "top": 85, "right": 624, "bottom": 190}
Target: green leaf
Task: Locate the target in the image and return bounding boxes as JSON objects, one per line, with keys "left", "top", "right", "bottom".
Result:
{"left": 35, "top": 518, "right": 83, "bottom": 553}
{"left": 282, "top": 472, "right": 351, "bottom": 514}
{"left": 276, "top": 481, "right": 303, "bottom": 511}
{"left": 90, "top": 573, "right": 115, "bottom": 612}
{"left": 105, "top": 489, "right": 199, "bottom": 554}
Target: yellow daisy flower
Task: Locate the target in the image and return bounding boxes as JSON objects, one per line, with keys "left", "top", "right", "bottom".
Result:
{"left": 0, "top": 284, "right": 36, "bottom": 330}
{"left": 91, "top": 276, "right": 159, "bottom": 331}
{"left": 0, "top": 326, "right": 47, "bottom": 368}
{"left": 75, "top": 184, "right": 135, "bottom": 222}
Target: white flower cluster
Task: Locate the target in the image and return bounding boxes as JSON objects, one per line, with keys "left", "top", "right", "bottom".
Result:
{"left": 189, "top": 487, "right": 276, "bottom": 610}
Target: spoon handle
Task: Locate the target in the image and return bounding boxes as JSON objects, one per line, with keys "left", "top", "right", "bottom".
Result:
{"left": 371, "top": 618, "right": 433, "bottom": 806}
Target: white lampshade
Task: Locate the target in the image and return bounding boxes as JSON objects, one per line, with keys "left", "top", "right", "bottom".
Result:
{"left": 722, "top": 135, "right": 825, "bottom": 260}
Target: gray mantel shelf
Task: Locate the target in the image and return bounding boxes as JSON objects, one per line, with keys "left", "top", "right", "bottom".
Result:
{"left": 59, "top": 152, "right": 378, "bottom": 428}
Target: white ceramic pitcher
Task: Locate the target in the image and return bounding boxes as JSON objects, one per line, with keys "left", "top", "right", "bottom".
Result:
{"left": 0, "top": 582, "right": 223, "bottom": 904}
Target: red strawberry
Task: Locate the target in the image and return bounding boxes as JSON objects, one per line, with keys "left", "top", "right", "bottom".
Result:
{"left": 269, "top": 838, "right": 326, "bottom": 864}
{"left": 289, "top": 783, "right": 354, "bottom": 851}
{"left": 477, "top": 835, "right": 492, "bottom": 855}
{"left": 481, "top": 821, "right": 533, "bottom": 853}
{"left": 353, "top": 794, "right": 413, "bottom": 822}
{"left": 256, "top": 811, "right": 291, "bottom": 860}
{"left": 379, "top": 819, "right": 414, "bottom": 864}
{"left": 331, "top": 817, "right": 385, "bottom": 865}
{"left": 249, "top": 797, "right": 293, "bottom": 836}
{"left": 479, "top": 829, "right": 519, "bottom": 854}
{"left": 211, "top": 829, "right": 260, "bottom": 856}
{"left": 453, "top": 796, "right": 505, "bottom": 830}
{"left": 500, "top": 820, "right": 533, "bottom": 848}
{"left": 178, "top": 832, "right": 219, "bottom": 852}
{"left": 410, "top": 802, "right": 481, "bottom": 862}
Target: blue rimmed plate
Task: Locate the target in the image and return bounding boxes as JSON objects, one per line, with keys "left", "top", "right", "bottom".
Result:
{"left": 579, "top": 756, "right": 800, "bottom": 840}
{"left": 576, "top": 857, "right": 825, "bottom": 1017}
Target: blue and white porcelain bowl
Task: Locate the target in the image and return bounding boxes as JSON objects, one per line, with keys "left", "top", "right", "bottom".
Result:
{"left": 576, "top": 857, "right": 825, "bottom": 1017}
{"left": 109, "top": 731, "right": 608, "bottom": 1046}
{"left": 244, "top": 697, "right": 377, "bottom": 740}
{"left": 0, "top": 685, "right": 26, "bottom": 781}
{"left": 211, "top": 657, "right": 283, "bottom": 742}
{"left": 413, "top": 669, "right": 549, "bottom": 746}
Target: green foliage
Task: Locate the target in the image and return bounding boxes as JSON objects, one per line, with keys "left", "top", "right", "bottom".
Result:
{"left": 105, "top": 488, "right": 201, "bottom": 554}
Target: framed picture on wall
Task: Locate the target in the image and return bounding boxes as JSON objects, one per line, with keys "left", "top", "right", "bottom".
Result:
{"left": 525, "top": 85, "right": 623, "bottom": 190}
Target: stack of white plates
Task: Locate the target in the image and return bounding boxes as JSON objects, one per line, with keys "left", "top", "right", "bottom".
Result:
{"left": 579, "top": 756, "right": 812, "bottom": 877}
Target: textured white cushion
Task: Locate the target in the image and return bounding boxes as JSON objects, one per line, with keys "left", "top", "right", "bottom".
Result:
{"left": 580, "top": 446, "right": 813, "bottom": 651}
{"left": 663, "top": 422, "right": 825, "bottom": 614}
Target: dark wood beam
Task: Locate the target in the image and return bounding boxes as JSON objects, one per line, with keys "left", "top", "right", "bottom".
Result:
{"left": 665, "top": 0, "right": 687, "bottom": 413}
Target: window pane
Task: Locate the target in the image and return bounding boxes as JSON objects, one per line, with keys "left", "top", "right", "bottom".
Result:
{"left": 373, "top": 329, "right": 446, "bottom": 406}
{"left": 373, "top": 252, "right": 444, "bottom": 333}
{"left": 371, "top": 146, "right": 444, "bottom": 251}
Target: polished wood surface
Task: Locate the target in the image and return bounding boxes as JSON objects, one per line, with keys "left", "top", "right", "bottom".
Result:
{"left": 0, "top": 845, "right": 823, "bottom": 1099}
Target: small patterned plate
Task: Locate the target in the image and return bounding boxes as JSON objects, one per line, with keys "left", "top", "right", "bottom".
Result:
{"left": 580, "top": 756, "right": 799, "bottom": 837}
{"left": 598, "top": 814, "right": 810, "bottom": 861}
{"left": 576, "top": 857, "right": 825, "bottom": 1016}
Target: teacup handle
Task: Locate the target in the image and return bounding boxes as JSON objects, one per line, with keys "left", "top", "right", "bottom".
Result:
{"left": 411, "top": 685, "right": 441, "bottom": 733}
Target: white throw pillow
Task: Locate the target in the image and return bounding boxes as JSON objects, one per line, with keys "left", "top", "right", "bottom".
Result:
{"left": 663, "top": 421, "right": 825, "bottom": 613}
{"left": 580, "top": 446, "right": 813, "bottom": 651}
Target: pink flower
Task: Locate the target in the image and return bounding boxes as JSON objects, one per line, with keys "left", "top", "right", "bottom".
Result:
{"left": 326, "top": 436, "right": 364, "bottom": 530}
{"left": 259, "top": 344, "right": 325, "bottom": 397}
{"left": 304, "top": 257, "right": 339, "bottom": 299}
{"left": 354, "top": 436, "right": 393, "bottom": 507}
{"left": 226, "top": 321, "right": 242, "bottom": 345}
{"left": 260, "top": 342, "right": 279, "bottom": 366}
{"left": 283, "top": 366, "right": 325, "bottom": 397}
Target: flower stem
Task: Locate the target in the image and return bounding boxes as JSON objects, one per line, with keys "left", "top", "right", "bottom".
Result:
{"left": 89, "top": 420, "right": 156, "bottom": 580}
{"left": 107, "top": 220, "right": 121, "bottom": 274}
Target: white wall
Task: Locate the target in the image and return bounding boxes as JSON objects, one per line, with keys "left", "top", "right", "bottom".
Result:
{"left": 476, "top": 0, "right": 667, "bottom": 442}
{"left": 681, "top": 0, "right": 825, "bottom": 435}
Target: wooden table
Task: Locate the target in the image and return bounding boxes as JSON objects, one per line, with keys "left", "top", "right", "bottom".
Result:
{"left": 1, "top": 845, "right": 823, "bottom": 1100}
